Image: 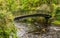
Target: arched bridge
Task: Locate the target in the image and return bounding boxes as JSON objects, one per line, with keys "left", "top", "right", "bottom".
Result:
{"left": 14, "top": 14, "right": 52, "bottom": 28}
{"left": 14, "top": 14, "right": 51, "bottom": 21}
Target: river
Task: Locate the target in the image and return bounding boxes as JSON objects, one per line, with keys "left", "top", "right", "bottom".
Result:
{"left": 14, "top": 22, "right": 60, "bottom": 38}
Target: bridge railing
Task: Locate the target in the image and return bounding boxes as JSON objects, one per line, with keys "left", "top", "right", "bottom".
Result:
{"left": 12, "top": 10, "right": 51, "bottom": 16}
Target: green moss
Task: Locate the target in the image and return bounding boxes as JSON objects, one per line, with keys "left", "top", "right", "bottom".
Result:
{"left": 52, "top": 20, "right": 60, "bottom": 24}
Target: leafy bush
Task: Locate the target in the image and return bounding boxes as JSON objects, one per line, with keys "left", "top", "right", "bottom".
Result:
{"left": 0, "top": 11, "right": 17, "bottom": 38}
{"left": 0, "top": 0, "right": 17, "bottom": 38}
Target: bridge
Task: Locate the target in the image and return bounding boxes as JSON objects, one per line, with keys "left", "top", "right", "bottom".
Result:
{"left": 14, "top": 14, "right": 51, "bottom": 20}
{"left": 13, "top": 10, "right": 60, "bottom": 38}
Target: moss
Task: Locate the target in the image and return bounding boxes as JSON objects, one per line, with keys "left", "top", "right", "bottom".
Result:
{"left": 52, "top": 20, "right": 60, "bottom": 25}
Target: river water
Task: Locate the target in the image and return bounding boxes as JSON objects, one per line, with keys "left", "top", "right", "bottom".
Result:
{"left": 14, "top": 22, "right": 60, "bottom": 38}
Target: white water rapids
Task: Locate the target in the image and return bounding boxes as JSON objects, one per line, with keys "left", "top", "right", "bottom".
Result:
{"left": 15, "top": 22, "right": 60, "bottom": 38}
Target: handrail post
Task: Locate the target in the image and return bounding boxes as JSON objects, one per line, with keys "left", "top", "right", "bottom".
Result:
{"left": 44, "top": 16, "right": 51, "bottom": 31}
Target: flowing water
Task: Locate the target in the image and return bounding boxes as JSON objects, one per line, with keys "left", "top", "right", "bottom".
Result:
{"left": 15, "top": 22, "right": 60, "bottom": 38}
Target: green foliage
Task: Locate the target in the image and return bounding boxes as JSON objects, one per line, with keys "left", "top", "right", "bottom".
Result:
{"left": 56, "top": 7, "right": 60, "bottom": 21}
{"left": 0, "top": 0, "right": 17, "bottom": 38}
{"left": 52, "top": 6, "right": 60, "bottom": 24}
{"left": 52, "top": 20, "right": 60, "bottom": 24}
{"left": 0, "top": 0, "right": 60, "bottom": 38}
{"left": 20, "top": 0, "right": 48, "bottom": 10}
{"left": 0, "top": 11, "right": 17, "bottom": 38}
